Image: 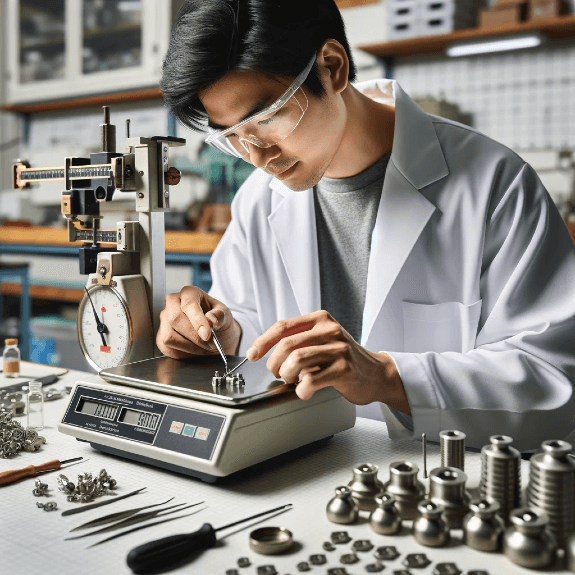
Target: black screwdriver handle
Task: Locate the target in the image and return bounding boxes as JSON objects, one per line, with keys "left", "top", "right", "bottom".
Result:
{"left": 126, "top": 523, "right": 216, "bottom": 574}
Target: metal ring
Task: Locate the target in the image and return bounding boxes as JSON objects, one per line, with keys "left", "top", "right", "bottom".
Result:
{"left": 249, "top": 526, "right": 294, "bottom": 555}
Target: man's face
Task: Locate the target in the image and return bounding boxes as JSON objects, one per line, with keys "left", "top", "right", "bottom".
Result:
{"left": 199, "top": 69, "right": 346, "bottom": 191}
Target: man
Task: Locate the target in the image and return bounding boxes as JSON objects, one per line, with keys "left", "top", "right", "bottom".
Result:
{"left": 157, "top": 0, "right": 575, "bottom": 451}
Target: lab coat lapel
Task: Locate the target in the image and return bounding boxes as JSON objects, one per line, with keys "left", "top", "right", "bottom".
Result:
{"left": 361, "top": 81, "right": 449, "bottom": 345}
{"left": 268, "top": 182, "right": 321, "bottom": 316}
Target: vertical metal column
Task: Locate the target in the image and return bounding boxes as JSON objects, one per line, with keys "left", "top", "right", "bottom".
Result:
{"left": 139, "top": 211, "right": 165, "bottom": 358}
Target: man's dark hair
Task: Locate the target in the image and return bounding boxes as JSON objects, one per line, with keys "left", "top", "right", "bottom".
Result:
{"left": 161, "top": 0, "right": 357, "bottom": 132}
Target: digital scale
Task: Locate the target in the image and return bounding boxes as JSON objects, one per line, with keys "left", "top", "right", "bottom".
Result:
{"left": 59, "top": 356, "right": 356, "bottom": 482}
{"left": 14, "top": 108, "right": 356, "bottom": 482}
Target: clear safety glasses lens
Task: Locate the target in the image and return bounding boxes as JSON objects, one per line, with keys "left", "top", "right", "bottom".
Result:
{"left": 205, "top": 53, "right": 316, "bottom": 159}
{"left": 208, "top": 89, "right": 308, "bottom": 158}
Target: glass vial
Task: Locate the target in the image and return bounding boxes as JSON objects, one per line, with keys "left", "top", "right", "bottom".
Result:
{"left": 27, "top": 382, "right": 44, "bottom": 430}
{"left": 3, "top": 338, "right": 20, "bottom": 378}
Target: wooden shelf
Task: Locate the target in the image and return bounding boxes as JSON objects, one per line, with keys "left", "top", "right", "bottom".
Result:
{"left": 1, "top": 87, "right": 163, "bottom": 114}
{"left": 1, "top": 282, "right": 83, "bottom": 303}
{"left": 358, "top": 15, "right": 575, "bottom": 59}
{"left": 0, "top": 226, "right": 224, "bottom": 254}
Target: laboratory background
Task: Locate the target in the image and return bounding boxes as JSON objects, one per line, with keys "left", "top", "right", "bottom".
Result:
{"left": 1, "top": 1, "right": 575, "bottom": 574}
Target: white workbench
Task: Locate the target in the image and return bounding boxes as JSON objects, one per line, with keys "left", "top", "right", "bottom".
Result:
{"left": 1, "top": 367, "right": 570, "bottom": 575}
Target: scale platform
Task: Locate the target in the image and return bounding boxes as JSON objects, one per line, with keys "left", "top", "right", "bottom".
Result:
{"left": 98, "top": 355, "right": 292, "bottom": 405}
{"left": 59, "top": 356, "right": 357, "bottom": 482}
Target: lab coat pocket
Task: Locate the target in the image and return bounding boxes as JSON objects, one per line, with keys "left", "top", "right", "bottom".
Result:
{"left": 402, "top": 300, "right": 482, "bottom": 354}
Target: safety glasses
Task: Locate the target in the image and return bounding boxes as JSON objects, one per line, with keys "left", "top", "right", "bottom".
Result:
{"left": 205, "top": 53, "right": 316, "bottom": 158}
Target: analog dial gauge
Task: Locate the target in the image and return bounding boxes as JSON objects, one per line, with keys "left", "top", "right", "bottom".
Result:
{"left": 78, "top": 285, "right": 132, "bottom": 370}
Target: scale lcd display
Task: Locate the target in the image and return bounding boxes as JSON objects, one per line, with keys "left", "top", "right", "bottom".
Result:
{"left": 76, "top": 397, "right": 118, "bottom": 420}
{"left": 119, "top": 407, "right": 160, "bottom": 430}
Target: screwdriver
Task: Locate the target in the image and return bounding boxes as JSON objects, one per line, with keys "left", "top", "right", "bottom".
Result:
{"left": 0, "top": 456, "right": 84, "bottom": 486}
{"left": 126, "top": 503, "right": 293, "bottom": 574}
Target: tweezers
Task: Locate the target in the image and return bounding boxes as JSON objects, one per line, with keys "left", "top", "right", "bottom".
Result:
{"left": 69, "top": 497, "right": 175, "bottom": 531}
{"left": 210, "top": 327, "right": 228, "bottom": 374}
{"left": 61, "top": 487, "right": 146, "bottom": 516}
{"left": 65, "top": 501, "right": 204, "bottom": 540}
{"left": 88, "top": 507, "right": 206, "bottom": 548}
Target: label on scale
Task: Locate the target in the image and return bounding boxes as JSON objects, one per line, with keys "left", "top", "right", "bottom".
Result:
{"left": 62, "top": 386, "right": 225, "bottom": 461}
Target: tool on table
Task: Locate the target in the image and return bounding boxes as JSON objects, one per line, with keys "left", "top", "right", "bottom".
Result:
{"left": 13, "top": 107, "right": 354, "bottom": 481}
{"left": 89, "top": 506, "right": 206, "bottom": 548}
{"left": 0, "top": 373, "right": 59, "bottom": 395}
{"left": 61, "top": 487, "right": 146, "bottom": 516}
{"left": 422, "top": 432, "right": 427, "bottom": 479}
{"left": 0, "top": 456, "right": 84, "bottom": 486}
{"left": 66, "top": 501, "right": 204, "bottom": 539}
{"left": 210, "top": 328, "right": 228, "bottom": 374}
{"left": 126, "top": 503, "right": 293, "bottom": 575}
{"left": 70, "top": 497, "right": 175, "bottom": 531}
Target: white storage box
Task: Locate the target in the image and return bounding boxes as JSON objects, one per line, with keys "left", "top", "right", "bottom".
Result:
{"left": 388, "top": 19, "right": 422, "bottom": 40}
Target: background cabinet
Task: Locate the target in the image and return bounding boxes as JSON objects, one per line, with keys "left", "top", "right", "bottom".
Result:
{"left": 5, "top": 0, "right": 183, "bottom": 104}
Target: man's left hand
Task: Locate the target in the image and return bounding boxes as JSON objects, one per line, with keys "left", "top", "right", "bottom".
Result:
{"left": 246, "top": 310, "right": 411, "bottom": 415}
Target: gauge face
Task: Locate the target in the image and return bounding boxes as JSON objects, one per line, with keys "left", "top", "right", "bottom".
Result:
{"left": 78, "top": 285, "right": 131, "bottom": 370}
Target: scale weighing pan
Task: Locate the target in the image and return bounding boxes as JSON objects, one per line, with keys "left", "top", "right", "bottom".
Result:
{"left": 99, "top": 355, "right": 291, "bottom": 406}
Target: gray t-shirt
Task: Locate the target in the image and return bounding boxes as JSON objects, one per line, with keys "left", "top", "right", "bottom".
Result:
{"left": 314, "top": 152, "right": 414, "bottom": 431}
{"left": 314, "top": 152, "right": 391, "bottom": 343}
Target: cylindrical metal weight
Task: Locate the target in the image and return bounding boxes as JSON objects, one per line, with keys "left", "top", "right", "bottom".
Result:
{"left": 383, "top": 461, "right": 425, "bottom": 520}
{"left": 462, "top": 499, "right": 505, "bottom": 552}
{"left": 326, "top": 486, "right": 359, "bottom": 524}
{"left": 412, "top": 499, "right": 450, "bottom": 547}
{"left": 428, "top": 467, "right": 470, "bottom": 529}
{"left": 369, "top": 492, "right": 401, "bottom": 535}
{"left": 503, "top": 508, "right": 557, "bottom": 569}
{"left": 524, "top": 440, "right": 575, "bottom": 547}
{"left": 479, "top": 435, "right": 521, "bottom": 525}
{"left": 347, "top": 463, "right": 384, "bottom": 511}
{"left": 440, "top": 429, "right": 466, "bottom": 471}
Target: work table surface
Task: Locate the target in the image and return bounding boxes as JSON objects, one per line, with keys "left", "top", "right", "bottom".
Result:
{"left": 0, "top": 368, "right": 567, "bottom": 575}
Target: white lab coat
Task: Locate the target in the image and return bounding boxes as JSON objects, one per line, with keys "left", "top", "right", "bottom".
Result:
{"left": 209, "top": 79, "right": 575, "bottom": 451}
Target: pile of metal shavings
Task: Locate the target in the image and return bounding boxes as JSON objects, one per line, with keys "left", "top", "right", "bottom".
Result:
{"left": 57, "top": 469, "right": 118, "bottom": 503}
{"left": 0, "top": 412, "right": 46, "bottom": 458}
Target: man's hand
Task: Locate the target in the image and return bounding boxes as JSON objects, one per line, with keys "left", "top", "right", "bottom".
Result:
{"left": 157, "top": 286, "right": 241, "bottom": 359}
{"left": 246, "top": 310, "right": 411, "bottom": 415}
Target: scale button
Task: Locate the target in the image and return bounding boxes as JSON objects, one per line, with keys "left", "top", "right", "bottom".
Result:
{"left": 169, "top": 421, "right": 184, "bottom": 434}
{"left": 182, "top": 424, "right": 196, "bottom": 437}
{"left": 195, "top": 427, "right": 210, "bottom": 440}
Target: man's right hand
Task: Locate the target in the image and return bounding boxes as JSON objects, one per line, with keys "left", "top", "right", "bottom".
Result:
{"left": 156, "top": 286, "right": 241, "bottom": 359}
